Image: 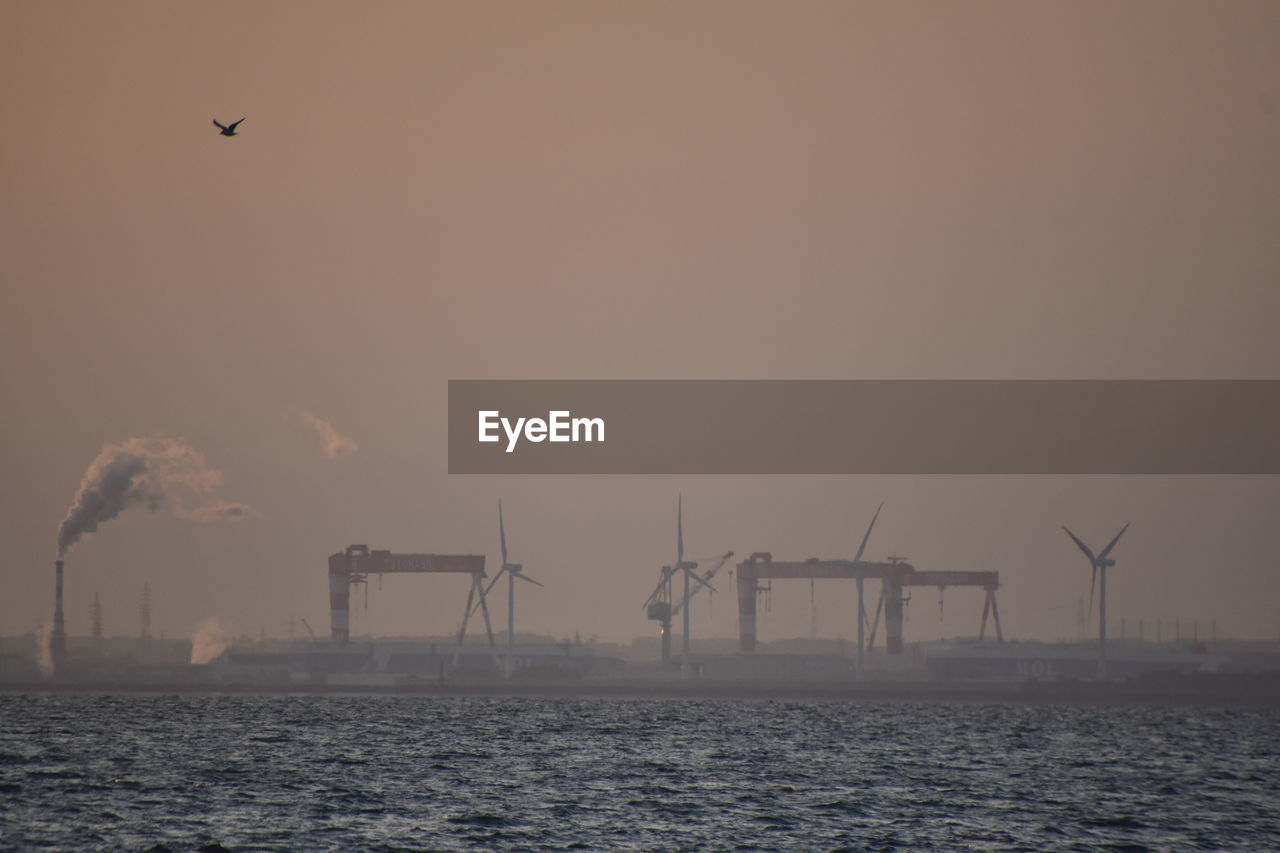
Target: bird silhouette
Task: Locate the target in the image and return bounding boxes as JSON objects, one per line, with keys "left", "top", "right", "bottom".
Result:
{"left": 213, "top": 118, "right": 245, "bottom": 137}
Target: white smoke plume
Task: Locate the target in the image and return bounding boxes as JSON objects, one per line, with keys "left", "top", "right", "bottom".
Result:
{"left": 296, "top": 408, "right": 358, "bottom": 458}
{"left": 190, "top": 616, "right": 233, "bottom": 664}
{"left": 57, "top": 437, "right": 255, "bottom": 557}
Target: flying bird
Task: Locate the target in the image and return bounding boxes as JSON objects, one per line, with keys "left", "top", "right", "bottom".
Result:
{"left": 213, "top": 118, "right": 245, "bottom": 137}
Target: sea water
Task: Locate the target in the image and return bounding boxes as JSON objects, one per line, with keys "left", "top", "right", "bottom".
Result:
{"left": 2, "top": 694, "right": 1277, "bottom": 851}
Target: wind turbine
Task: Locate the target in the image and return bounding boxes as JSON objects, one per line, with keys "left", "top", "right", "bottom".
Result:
{"left": 852, "top": 503, "right": 882, "bottom": 679}
{"left": 643, "top": 495, "right": 717, "bottom": 673}
{"left": 676, "top": 495, "right": 718, "bottom": 673}
{"left": 482, "top": 501, "right": 543, "bottom": 677}
{"left": 1062, "top": 522, "right": 1129, "bottom": 680}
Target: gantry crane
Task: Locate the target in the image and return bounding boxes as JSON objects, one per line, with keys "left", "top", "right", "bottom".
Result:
{"left": 326, "top": 544, "right": 491, "bottom": 649}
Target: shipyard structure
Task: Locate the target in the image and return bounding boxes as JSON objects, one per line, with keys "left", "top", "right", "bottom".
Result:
{"left": 21, "top": 523, "right": 1275, "bottom": 697}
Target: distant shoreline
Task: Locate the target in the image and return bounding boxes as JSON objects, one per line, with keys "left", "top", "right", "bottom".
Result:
{"left": 5, "top": 673, "right": 1279, "bottom": 707}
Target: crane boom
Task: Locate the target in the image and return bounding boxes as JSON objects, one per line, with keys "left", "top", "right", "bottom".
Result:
{"left": 327, "top": 544, "right": 486, "bottom": 643}
{"left": 671, "top": 551, "right": 734, "bottom": 616}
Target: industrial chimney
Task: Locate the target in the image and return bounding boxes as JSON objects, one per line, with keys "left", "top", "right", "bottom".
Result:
{"left": 51, "top": 559, "right": 67, "bottom": 675}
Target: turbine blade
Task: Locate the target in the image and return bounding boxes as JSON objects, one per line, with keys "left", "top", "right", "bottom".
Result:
{"left": 1062, "top": 526, "right": 1096, "bottom": 564}
{"left": 470, "top": 570, "right": 507, "bottom": 618}
{"left": 854, "top": 502, "right": 883, "bottom": 562}
{"left": 676, "top": 494, "right": 684, "bottom": 568}
{"left": 1097, "top": 522, "right": 1130, "bottom": 563}
{"left": 515, "top": 572, "right": 544, "bottom": 588}
{"left": 686, "top": 567, "right": 716, "bottom": 595}
{"left": 1087, "top": 564, "right": 1097, "bottom": 626}
{"left": 499, "top": 500, "right": 508, "bottom": 566}
{"left": 482, "top": 568, "right": 505, "bottom": 599}
{"left": 671, "top": 573, "right": 714, "bottom": 617}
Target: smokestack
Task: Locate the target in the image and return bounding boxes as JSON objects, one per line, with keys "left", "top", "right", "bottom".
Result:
{"left": 51, "top": 560, "right": 67, "bottom": 675}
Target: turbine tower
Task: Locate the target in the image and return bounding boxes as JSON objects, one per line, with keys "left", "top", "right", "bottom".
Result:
{"left": 852, "top": 503, "right": 882, "bottom": 679}
{"left": 481, "top": 501, "right": 543, "bottom": 677}
{"left": 675, "top": 495, "right": 716, "bottom": 673}
{"left": 1062, "top": 523, "right": 1129, "bottom": 680}
{"left": 643, "top": 496, "right": 718, "bottom": 673}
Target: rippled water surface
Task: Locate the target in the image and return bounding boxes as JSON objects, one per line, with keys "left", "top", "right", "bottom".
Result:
{"left": 2, "top": 694, "right": 1278, "bottom": 851}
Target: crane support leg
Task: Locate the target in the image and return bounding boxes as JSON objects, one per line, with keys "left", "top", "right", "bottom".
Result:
{"left": 737, "top": 569, "right": 758, "bottom": 652}
{"left": 453, "top": 583, "right": 477, "bottom": 666}
{"left": 475, "top": 574, "right": 498, "bottom": 650}
{"left": 980, "top": 587, "right": 1004, "bottom": 643}
{"left": 474, "top": 574, "right": 502, "bottom": 672}
{"left": 329, "top": 569, "right": 351, "bottom": 643}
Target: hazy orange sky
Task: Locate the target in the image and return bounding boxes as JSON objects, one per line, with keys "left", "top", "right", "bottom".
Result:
{"left": 3, "top": 2, "right": 1278, "bottom": 647}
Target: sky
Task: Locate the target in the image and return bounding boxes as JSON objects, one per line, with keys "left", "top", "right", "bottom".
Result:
{"left": 2, "top": 1, "right": 1278, "bottom": 649}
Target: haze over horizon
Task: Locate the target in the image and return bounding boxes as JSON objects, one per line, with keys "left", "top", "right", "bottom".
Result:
{"left": 3, "top": 2, "right": 1278, "bottom": 648}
